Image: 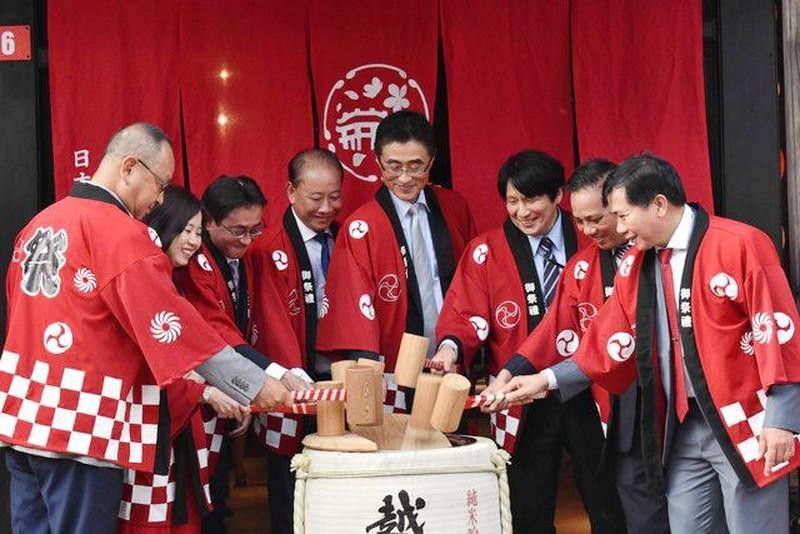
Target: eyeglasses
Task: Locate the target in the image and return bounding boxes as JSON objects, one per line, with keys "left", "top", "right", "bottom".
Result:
{"left": 219, "top": 221, "right": 264, "bottom": 240}
{"left": 378, "top": 159, "right": 433, "bottom": 178}
{"left": 136, "top": 159, "right": 170, "bottom": 193}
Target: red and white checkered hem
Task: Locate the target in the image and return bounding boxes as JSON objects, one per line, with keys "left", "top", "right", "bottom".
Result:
{"left": 0, "top": 350, "right": 160, "bottom": 468}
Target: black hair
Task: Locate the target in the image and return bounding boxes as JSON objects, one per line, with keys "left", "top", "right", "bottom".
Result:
{"left": 288, "top": 148, "right": 343, "bottom": 185}
{"left": 497, "top": 150, "right": 564, "bottom": 201}
{"left": 602, "top": 154, "right": 687, "bottom": 207}
{"left": 201, "top": 175, "right": 266, "bottom": 223}
{"left": 142, "top": 186, "right": 202, "bottom": 252}
{"left": 565, "top": 159, "right": 616, "bottom": 193}
{"left": 374, "top": 110, "right": 436, "bottom": 158}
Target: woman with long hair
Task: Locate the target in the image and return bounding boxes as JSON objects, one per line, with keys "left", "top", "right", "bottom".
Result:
{"left": 118, "top": 186, "right": 249, "bottom": 533}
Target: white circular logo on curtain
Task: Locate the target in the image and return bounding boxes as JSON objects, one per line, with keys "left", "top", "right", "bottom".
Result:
{"left": 322, "top": 64, "right": 429, "bottom": 183}
{"left": 469, "top": 316, "right": 489, "bottom": 341}
{"left": 150, "top": 311, "right": 182, "bottom": 343}
{"left": 73, "top": 267, "right": 96, "bottom": 293}
{"left": 272, "top": 250, "right": 289, "bottom": 271}
{"left": 359, "top": 294, "right": 376, "bottom": 320}
{"left": 607, "top": 332, "right": 635, "bottom": 362}
{"left": 709, "top": 272, "right": 738, "bottom": 300}
{"left": 472, "top": 244, "right": 489, "bottom": 265}
{"left": 555, "top": 329, "right": 580, "bottom": 357}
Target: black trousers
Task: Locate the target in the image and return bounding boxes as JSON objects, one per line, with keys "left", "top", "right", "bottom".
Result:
{"left": 266, "top": 452, "right": 296, "bottom": 534}
{"left": 508, "top": 390, "right": 627, "bottom": 534}
{"left": 202, "top": 436, "right": 233, "bottom": 533}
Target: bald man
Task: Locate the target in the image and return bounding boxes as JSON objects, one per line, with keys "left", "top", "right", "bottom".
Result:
{"left": 1, "top": 122, "right": 288, "bottom": 532}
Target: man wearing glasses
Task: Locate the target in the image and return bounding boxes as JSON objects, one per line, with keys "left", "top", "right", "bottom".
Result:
{"left": 317, "top": 110, "right": 476, "bottom": 412}
{"left": 431, "top": 151, "right": 626, "bottom": 533}
{"left": 1, "top": 124, "right": 288, "bottom": 533}
{"left": 174, "top": 175, "right": 312, "bottom": 532}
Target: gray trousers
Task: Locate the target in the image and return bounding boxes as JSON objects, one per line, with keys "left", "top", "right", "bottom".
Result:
{"left": 665, "top": 405, "right": 788, "bottom": 534}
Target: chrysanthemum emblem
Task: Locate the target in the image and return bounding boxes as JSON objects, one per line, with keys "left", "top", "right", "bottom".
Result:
{"left": 150, "top": 311, "right": 182, "bottom": 343}
{"left": 73, "top": 267, "right": 97, "bottom": 293}
{"left": 751, "top": 313, "right": 774, "bottom": 344}
{"left": 739, "top": 331, "right": 755, "bottom": 355}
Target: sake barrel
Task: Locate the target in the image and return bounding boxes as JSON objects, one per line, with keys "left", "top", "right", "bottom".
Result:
{"left": 291, "top": 436, "right": 511, "bottom": 534}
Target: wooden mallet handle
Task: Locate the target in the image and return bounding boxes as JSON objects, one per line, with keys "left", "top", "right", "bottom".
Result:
{"left": 409, "top": 374, "right": 442, "bottom": 430}
{"left": 316, "top": 381, "right": 345, "bottom": 437}
{"left": 331, "top": 360, "right": 356, "bottom": 383}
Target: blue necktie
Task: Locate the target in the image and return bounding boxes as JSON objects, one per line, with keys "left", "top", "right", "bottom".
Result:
{"left": 314, "top": 233, "right": 330, "bottom": 276}
{"left": 537, "top": 236, "right": 561, "bottom": 309}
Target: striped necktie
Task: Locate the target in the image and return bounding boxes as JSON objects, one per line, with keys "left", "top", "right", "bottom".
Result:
{"left": 614, "top": 241, "right": 633, "bottom": 261}
{"left": 228, "top": 258, "right": 240, "bottom": 293}
{"left": 537, "top": 236, "right": 561, "bottom": 309}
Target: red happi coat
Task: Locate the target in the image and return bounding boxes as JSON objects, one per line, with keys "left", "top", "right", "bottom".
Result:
{"left": 515, "top": 242, "right": 622, "bottom": 437}
{"left": 435, "top": 215, "right": 583, "bottom": 452}
{"left": 249, "top": 206, "right": 329, "bottom": 456}
{"left": 317, "top": 186, "right": 476, "bottom": 412}
{"left": 573, "top": 205, "right": 800, "bottom": 490}
{"left": 173, "top": 243, "right": 255, "bottom": 348}
{"left": 0, "top": 183, "right": 226, "bottom": 472}
{"left": 119, "top": 381, "right": 225, "bottom": 532}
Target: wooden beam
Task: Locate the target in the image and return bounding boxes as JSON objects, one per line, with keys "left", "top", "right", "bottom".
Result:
{"left": 784, "top": 0, "right": 800, "bottom": 292}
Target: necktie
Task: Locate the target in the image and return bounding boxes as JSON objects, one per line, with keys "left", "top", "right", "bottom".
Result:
{"left": 228, "top": 258, "right": 240, "bottom": 293}
{"left": 314, "top": 233, "right": 331, "bottom": 277}
{"left": 537, "top": 236, "right": 561, "bottom": 309}
{"left": 614, "top": 241, "right": 633, "bottom": 261}
{"left": 658, "top": 248, "right": 689, "bottom": 422}
{"left": 409, "top": 203, "right": 438, "bottom": 354}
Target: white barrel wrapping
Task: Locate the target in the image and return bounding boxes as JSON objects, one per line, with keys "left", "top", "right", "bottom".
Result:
{"left": 292, "top": 436, "right": 511, "bottom": 533}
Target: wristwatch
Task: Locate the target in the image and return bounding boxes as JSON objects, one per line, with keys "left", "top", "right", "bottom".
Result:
{"left": 201, "top": 385, "right": 212, "bottom": 403}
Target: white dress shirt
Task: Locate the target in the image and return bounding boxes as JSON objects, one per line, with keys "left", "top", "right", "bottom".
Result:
{"left": 389, "top": 189, "right": 444, "bottom": 310}
{"left": 291, "top": 208, "right": 333, "bottom": 312}
{"left": 527, "top": 210, "right": 567, "bottom": 286}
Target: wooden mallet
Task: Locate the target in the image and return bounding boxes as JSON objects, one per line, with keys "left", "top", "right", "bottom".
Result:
{"left": 430, "top": 373, "right": 472, "bottom": 433}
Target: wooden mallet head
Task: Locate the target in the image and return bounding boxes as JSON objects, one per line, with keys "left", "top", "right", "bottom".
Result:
{"left": 393, "top": 333, "right": 430, "bottom": 388}
{"left": 430, "top": 373, "right": 471, "bottom": 433}
{"left": 345, "top": 365, "right": 384, "bottom": 427}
